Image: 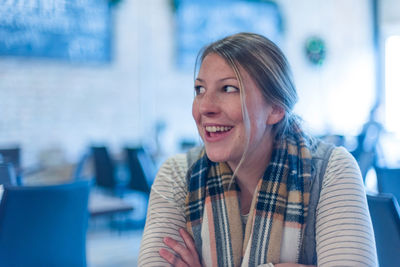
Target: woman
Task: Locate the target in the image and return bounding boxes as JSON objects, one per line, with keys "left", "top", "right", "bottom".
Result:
{"left": 138, "top": 33, "right": 377, "bottom": 266}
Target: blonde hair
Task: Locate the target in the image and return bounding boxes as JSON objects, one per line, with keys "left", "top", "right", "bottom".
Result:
{"left": 195, "top": 32, "right": 298, "bottom": 176}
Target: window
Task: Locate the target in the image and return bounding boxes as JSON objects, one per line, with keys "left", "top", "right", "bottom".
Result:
{"left": 385, "top": 35, "right": 400, "bottom": 135}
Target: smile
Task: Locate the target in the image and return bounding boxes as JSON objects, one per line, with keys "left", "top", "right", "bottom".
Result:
{"left": 203, "top": 125, "right": 234, "bottom": 142}
{"left": 205, "top": 126, "right": 233, "bottom": 133}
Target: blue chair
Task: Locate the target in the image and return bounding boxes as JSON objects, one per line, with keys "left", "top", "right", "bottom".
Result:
{"left": 0, "top": 181, "right": 90, "bottom": 267}
{"left": 0, "top": 147, "right": 21, "bottom": 185}
{"left": 0, "top": 162, "right": 16, "bottom": 186}
{"left": 375, "top": 166, "right": 400, "bottom": 201}
{"left": 91, "top": 146, "right": 126, "bottom": 196}
{"left": 124, "top": 146, "right": 154, "bottom": 194}
{"left": 73, "top": 151, "right": 92, "bottom": 181}
{"left": 0, "top": 147, "right": 20, "bottom": 172}
{"left": 367, "top": 193, "right": 400, "bottom": 267}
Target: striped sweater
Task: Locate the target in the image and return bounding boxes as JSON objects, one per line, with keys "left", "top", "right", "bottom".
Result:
{"left": 138, "top": 147, "right": 377, "bottom": 266}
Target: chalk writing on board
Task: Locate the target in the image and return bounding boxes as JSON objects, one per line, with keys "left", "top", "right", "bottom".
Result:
{"left": 0, "top": 0, "right": 112, "bottom": 62}
{"left": 175, "top": 0, "right": 282, "bottom": 70}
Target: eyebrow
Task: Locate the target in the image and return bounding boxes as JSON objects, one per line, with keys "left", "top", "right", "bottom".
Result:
{"left": 195, "top": 77, "right": 237, "bottom": 82}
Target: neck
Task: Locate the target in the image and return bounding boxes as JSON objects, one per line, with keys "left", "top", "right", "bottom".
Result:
{"left": 236, "top": 157, "right": 270, "bottom": 197}
{"left": 229, "top": 138, "right": 274, "bottom": 198}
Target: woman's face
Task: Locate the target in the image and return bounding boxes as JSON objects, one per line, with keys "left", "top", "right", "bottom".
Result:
{"left": 192, "top": 53, "right": 283, "bottom": 170}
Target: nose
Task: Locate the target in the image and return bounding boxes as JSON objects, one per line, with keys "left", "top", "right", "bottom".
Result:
{"left": 198, "top": 92, "right": 220, "bottom": 116}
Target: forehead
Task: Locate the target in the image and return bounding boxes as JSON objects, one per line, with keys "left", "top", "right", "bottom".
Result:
{"left": 198, "top": 53, "right": 257, "bottom": 85}
{"left": 198, "top": 53, "right": 264, "bottom": 97}
{"left": 198, "top": 53, "right": 235, "bottom": 77}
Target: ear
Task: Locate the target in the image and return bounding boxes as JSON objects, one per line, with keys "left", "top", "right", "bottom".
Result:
{"left": 266, "top": 105, "right": 285, "bottom": 125}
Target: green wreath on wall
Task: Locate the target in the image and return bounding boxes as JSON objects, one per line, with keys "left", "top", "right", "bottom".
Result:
{"left": 305, "top": 36, "right": 326, "bottom": 66}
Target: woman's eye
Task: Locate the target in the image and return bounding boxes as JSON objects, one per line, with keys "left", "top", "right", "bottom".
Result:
{"left": 194, "top": 85, "right": 205, "bottom": 95}
{"left": 224, "top": 85, "right": 239, "bottom": 93}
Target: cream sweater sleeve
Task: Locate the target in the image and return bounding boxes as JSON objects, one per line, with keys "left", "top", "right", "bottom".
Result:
{"left": 138, "top": 148, "right": 378, "bottom": 266}
{"left": 138, "top": 154, "right": 188, "bottom": 266}
{"left": 315, "top": 147, "right": 377, "bottom": 266}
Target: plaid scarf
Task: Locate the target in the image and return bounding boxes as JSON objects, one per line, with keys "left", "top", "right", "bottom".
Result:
{"left": 185, "top": 125, "right": 313, "bottom": 266}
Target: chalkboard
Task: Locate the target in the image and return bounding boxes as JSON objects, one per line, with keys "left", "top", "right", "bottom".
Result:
{"left": 175, "top": 0, "right": 283, "bottom": 70}
{"left": 0, "top": 0, "right": 112, "bottom": 62}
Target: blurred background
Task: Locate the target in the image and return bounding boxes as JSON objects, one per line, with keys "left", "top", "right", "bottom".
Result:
{"left": 0, "top": 0, "right": 399, "bottom": 266}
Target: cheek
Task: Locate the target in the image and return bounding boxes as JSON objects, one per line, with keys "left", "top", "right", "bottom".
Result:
{"left": 247, "top": 103, "right": 271, "bottom": 135}
{"left": 250, "top": 115, "right": 268, "bottom": 138}
{"left": 192, "top": 100, "right": 199, "bottom": 122}
{"left": 227, "top": 100, "right": 244, "bottom": 123}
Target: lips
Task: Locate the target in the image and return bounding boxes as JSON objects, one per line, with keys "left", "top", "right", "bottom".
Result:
{"left": 203, "top": 124, "right": 233, "bottom": 141}
{"left": 205, "top": 125, "right": 233, "bottom": 133}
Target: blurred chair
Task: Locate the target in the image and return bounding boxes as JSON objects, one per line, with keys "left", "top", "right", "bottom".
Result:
{"left": 0, "top": 181, "right": 90, "bottom": 267}
{"left": 0, "top": 147, "right": 21, "bottom": 185}
{"left": 91, "top": 146, "right": 125, "bottom": 195}
{"left": 119, "top": 146, "right": 156, "bottom": 229}
{"left": 0, "top": 147, "right": 20, "bottom": 171}
{"left": 0, "top": 162, "right": 16, "bottom": 186}
{"left": 351, "top": 149, "right": 376, "bottom": 183}
{"left": 73, "top": 151, "right": 92, "bottom": 181}
{"left": 351, "top": 110, "right": 383, "bottom": 182}
{"left": 375, "top": 166, "right": 400, "bottom": 201}
{"left": 124, "top": 146, "right": 154, "bottom": 194}
{"left": 367, "top": 193, "right": 400, "bottom": 267}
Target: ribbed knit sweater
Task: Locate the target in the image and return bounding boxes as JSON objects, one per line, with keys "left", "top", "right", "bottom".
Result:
{"left": 138, "top": 147, "right": 377, "bottom": 266}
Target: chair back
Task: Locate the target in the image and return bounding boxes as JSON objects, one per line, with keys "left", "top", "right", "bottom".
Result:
{"left": 0, "top": 147, "right": 20, "bottom": 172}
{"left": 74, "top": 151, "right": 91, "bottom": 180}
{"left": 0, "top": 147, "right": 21, "bottom": 185}
{"left": 0, "top": 162, "right": 16, "bottom": 186}
{"left": 375, "top": 167, "right": 400, "bottom": 201}
{"left": 0, "top": 181, "right": 90, "bottom": 267}
{"left": 351, "top": 118, "right": 382, "bottom": 181}
{"left": 351, "top": 149, "right": 376, "bottom": 182}
{"left": 367, "top": 193, "right": 400, "bottom": 267}
{"left": 91, "top": 146, "right": 117, "bottom": 190}
{"left": 125, "top": 147, "right": 153, "bottom": 194}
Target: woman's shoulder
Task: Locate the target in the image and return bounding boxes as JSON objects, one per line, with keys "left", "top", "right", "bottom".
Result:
{"left": 149, "top": 153, "right": 190, "bottom": 195}
{"left": 328, "top": 146, "right": 359, "bottom": 169}
{"left": 311, "top": 138, "right": 355, "bottom": 162}
{"left": 322, "top": 145, "right": 362, "bottom": 186}
{"left": 160, "top": 153, "right": 188, "bottom": 169}
{"left": 156, "top": 153, "right": 188, "bottom": 182}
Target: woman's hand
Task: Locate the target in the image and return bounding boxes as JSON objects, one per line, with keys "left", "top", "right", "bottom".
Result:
{"left": 158, "top": 229, "right": 315, "bottom": 267}
{"left": 159, "top": 228, "right": 202, "bottom": 267}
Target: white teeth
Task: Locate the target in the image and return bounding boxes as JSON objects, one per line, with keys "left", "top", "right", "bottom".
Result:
{"left": 205, "top": 126, "right": 232, "bottom": 133}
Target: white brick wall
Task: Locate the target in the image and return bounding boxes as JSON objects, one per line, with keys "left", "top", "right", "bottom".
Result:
{"left": 0, "top": 0, "right": 376, "bottom": 169}
{"left": 0, "top": 0, "right": 195, "bottom": 167}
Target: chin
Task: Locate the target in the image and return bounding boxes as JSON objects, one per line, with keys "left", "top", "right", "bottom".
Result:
{"left": 204, "top": 146, "right": 231, "bottom": 163}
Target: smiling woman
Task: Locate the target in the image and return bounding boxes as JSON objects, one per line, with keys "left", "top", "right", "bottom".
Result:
{"left": 192, "top": 53, "right": 281, "bottom": 176}
{"left": 138, "top": 33, "right": 377, "bottom": 267}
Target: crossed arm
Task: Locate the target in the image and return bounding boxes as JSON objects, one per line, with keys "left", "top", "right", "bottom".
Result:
{"left": 159, "top": 227, "right": 314, "bottom": 267}
{"left": 138, "top": 149, "right": 377, "bottom": 266}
